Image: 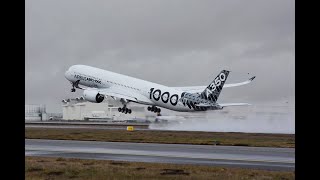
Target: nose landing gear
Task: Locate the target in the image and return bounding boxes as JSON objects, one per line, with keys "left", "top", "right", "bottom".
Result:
{"left": 70, "top": 80, "right": 81, "bottom": 92}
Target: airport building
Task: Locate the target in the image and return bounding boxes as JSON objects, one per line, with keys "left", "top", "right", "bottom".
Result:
{"left": 25, "top": 104, "right": 48, "bottom": 121}
{"left": 62, "top": 97, "right": 147, "bottom": 121}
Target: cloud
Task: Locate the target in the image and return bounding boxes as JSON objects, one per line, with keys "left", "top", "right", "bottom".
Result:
{"left": 26, "top": 0, "right": 294, "bottom": 112}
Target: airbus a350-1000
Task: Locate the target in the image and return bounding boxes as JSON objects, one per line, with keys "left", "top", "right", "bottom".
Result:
{"left": 64, "top": 65, "right": 255, "bottom": 114}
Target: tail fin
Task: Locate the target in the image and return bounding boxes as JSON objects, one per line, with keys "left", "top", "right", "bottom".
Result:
{"left": 200, "top": 70, "right": 230, "bottom": 102}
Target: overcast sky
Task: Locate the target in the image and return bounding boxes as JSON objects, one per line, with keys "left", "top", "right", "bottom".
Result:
{"left": 25, "top": 0, "right": 295, "bottom": 113}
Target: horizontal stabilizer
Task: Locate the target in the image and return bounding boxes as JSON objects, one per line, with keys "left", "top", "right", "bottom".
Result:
{"left": 219, "top": 103, "right": 251, "bottom": 107}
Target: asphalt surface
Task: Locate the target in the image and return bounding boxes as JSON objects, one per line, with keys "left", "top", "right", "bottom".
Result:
{"left": 25, "top": 139, "right": 294, "bottom": 171}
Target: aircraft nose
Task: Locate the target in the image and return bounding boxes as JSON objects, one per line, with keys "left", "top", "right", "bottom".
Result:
{"left": 65, "top": 70, "right": 71, "bottom": 80}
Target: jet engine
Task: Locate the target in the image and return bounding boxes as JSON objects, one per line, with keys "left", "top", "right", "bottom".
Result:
{"left": 83, "top": 89, "right": 104, "bottom": 103}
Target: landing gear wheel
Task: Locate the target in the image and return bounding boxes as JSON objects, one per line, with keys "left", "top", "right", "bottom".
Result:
{"left": 118, "top": 108, "right": 122, "bottom": 112}
{"left": 155, "top": 107, "right": 161, "bottom": 113}
{"left": 148, "top": 106, "right": 161, "bottom": 113}
{"left": 153, "top": 107, "right": 158, "bottom": 112}
{"left": 128, "top": 109, "right": 132, "bottom": 114}
{"left": 71, "top": 88, "right": 76, "bottom": 92}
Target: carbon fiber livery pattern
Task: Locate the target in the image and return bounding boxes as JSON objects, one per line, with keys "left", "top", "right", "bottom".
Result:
{"left": 178, "top": 70, "right": 229, "bottom": 111}
{"left": 200, "top": 70, "right": 229, "bottom": 102}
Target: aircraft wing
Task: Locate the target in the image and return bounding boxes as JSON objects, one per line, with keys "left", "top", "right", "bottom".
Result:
{"left": 172, "top": 76, "right": 255, "bottom": 93}
{"left": 91, "top": 87, "right": 153, "bottom": 105}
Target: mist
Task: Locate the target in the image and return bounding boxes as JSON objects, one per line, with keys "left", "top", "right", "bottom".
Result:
{"left": 149, "top": 105, "right": 295, "bottom": 134}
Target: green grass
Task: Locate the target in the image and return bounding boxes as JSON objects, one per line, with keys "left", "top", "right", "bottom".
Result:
{"left": 25, "top": 127, "right": 295, "bottom": 148}
{"left": 25, "top": 157, "right": 295, "bottom": 180}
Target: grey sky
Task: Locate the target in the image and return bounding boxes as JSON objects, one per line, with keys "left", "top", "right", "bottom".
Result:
{"left": 25, "top": 0, "right": 295, "bottom": 113}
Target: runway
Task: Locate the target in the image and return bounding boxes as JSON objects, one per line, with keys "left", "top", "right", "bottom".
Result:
{"left": 25, "top": 139, "right": 294, "bottom": 171}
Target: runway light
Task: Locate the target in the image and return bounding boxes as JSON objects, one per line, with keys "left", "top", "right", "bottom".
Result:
{"left": 127, "top": 126, "right": 134, "bottom": 131}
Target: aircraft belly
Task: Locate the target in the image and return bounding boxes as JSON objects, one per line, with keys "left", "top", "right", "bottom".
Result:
{"left": 154, "top": 101, "right": 193, "bottom": 112}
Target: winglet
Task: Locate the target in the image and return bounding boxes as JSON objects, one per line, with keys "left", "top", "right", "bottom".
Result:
{"left": 249, "top": 76, "right": 256, "bottom": 81}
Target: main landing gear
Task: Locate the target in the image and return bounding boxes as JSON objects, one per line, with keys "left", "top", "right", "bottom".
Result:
{"left": 118, "top": 106, "right": 132, "bottom": 114}
{"left": 147, "top": 106, "right": 161, "bottom": 113}
{"left": 118, "top": 99, "right": 132, "bottom": 114}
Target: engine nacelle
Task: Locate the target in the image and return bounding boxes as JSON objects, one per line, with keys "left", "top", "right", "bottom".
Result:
{"left": 83, "top": 89, "right": 104, "bottom": 103}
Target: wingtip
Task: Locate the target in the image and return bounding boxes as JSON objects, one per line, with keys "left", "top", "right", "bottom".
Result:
{"left": 249, "top": 76, "right": 256, "bottom": 81}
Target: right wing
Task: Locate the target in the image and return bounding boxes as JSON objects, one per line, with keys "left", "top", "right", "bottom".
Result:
{"left": 172, "top": 76, "right": 255, "bottom": 93}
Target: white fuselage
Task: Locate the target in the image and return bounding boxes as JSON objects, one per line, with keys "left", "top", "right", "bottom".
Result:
{"left": 65, "top": 65, "right": 193, "bottom": 112}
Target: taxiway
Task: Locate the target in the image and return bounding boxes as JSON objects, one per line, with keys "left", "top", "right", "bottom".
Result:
{"left": 25, "top": 139, "right": 294, "bottom": 171}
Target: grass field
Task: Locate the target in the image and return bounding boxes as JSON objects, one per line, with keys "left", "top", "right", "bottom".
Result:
{"left": 25, "top": 157, "right": 294, "bottom": 180}
{"left": 25, "top": 127, "right": 295, "bottom": 148}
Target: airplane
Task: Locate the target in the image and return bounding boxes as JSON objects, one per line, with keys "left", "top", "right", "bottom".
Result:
{"left": 64, "top": 65, "right": 255, "bottom": 114}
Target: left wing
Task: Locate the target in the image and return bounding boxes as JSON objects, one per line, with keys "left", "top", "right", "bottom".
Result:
{"left": 172, "top": 76, "right": 255, "bottom": 94}
{"left": 87, "top": 86, "right": 153, "bottom": 105}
